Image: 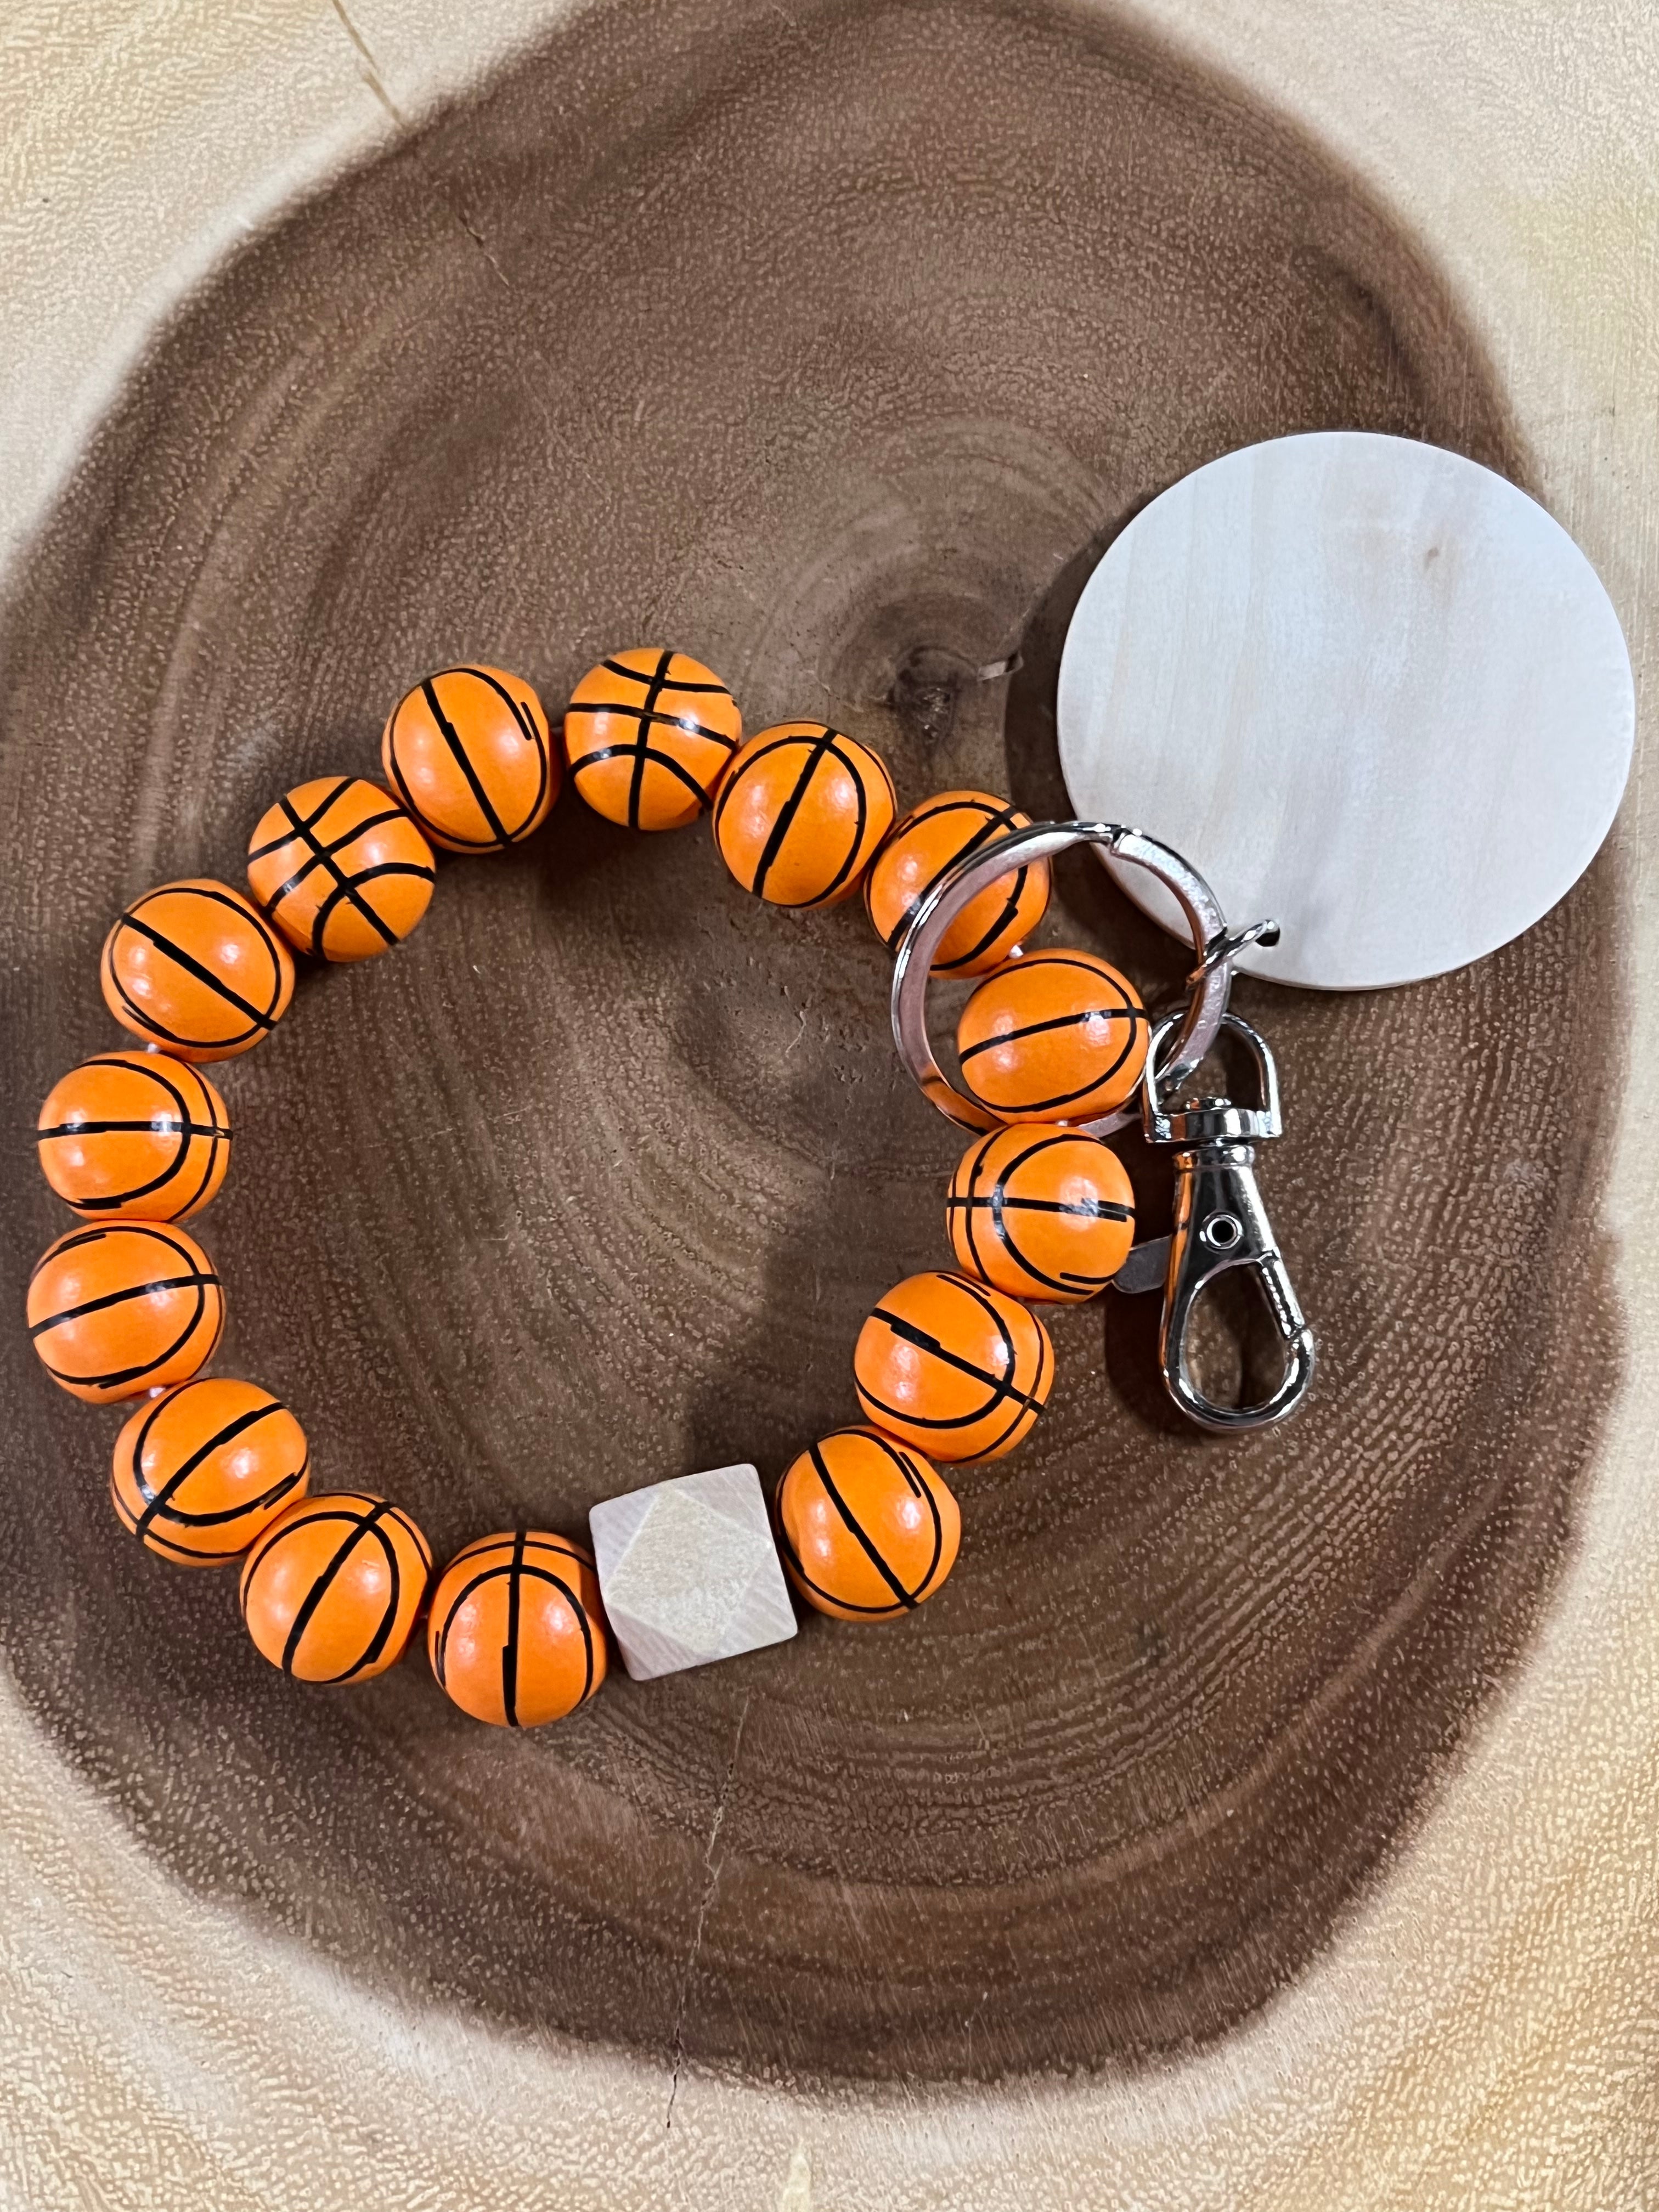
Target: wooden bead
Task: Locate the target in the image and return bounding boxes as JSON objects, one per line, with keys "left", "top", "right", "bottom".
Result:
{"left": 427, "top": 1530, "right": 608, "bottom": 1726}
{"left": 111, "top": 1376, "right": 308, "bottom": 1566}
{"left": 949, "top": 1126, "right": 1135, "bottom": 1302}
{"left": 713, "top": 720, "right": 896, "bottom": 907}
{"left": 956, "top": 947, "right": 1149, "bottom": 1122}
{"left": 587, "top": 1462, "right": 799, "bottom": 1681}
{"left": 27, "top": 1218, "right": 224, "bottom": 1403}
{"left": 100, "top": 878, "right": 295, "bottom": 1062}
{"left": 239, "top": 1492, "right": 431, "bottom": 1683}
{"left": 564, "top": 648, "right": 742, "bottom": 831}
{"left": 246, "top": 776, "right": 435, "bottom": 961}
{"left": 381, "top": 664, "right": 558, "bottom": 852}
{"left": 865, "top": 789, "right": 1050, "bottom": 973}
{"left": 775, "top": 1427, "right": 960, "bottom": 1621}
{"left": 853, "top": 1268, "right": 1053, "bottom": 1463}
{"left": 36, "top": 1050, "right": 230, "bottom": 1222}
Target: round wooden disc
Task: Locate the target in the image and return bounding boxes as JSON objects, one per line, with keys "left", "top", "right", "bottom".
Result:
{"left": 1056, "top": 431, "right": 1634, "bottom": 989}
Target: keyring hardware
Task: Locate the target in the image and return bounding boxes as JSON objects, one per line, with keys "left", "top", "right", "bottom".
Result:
{"left": 890, "top": 820, "right": 1316, "bottom": 1432}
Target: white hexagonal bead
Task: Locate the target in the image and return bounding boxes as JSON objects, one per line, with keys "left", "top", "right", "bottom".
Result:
{"left": 588, "top": 1463, "right": 798, "bottom": 1682}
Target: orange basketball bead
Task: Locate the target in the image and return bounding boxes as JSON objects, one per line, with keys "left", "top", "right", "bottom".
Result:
{"left": 111, "top": 1376, "right": 309, "bottom": 1565}
{"left": 100, "top": 878, "right": 295, "bottom": 1061}
{"left": 37, "top": 1050, "right": 231, "bottom": 1222}
{"left": 239, "top": 1492, "right": 431, "bottom": 1683}
{"left": 956, "top": 947, "right": 1149, "bottom": 1122}
{"left": 865, "top": 789, "right": 1050, "bottom": 973}
{"left": 713, "top": 720, "right": 896, "bottom": 907}
{"left": 948, "top": 1126, "right": 1135, "bottom": 1302}
{"left": 381, "top": 664, "right": 557, "bottom": 852}
{"left": 27, "top": 1218, "right": 224, "bottom": 1403}
{"left": 775, "top": 1427, "right": 961, "bottom": 1622}
{"left": 853, "top": 1268, "right": 1053, "bottom": 1463}
{"left": 246, "top": 776, "right": 435, "bottom": 961}
{"left": 427, "top": 1530, "right": 608, "bottom": 1727}
{"left": 564, "top": 648, "right": 743, "bottom": 831}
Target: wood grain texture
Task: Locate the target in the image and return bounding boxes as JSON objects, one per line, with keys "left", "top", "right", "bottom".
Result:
{"left": 0, "top": 0, "right": 1654, "bottom": 2205}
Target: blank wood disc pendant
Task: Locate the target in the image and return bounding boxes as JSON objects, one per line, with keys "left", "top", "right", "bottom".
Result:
{"left": 1057, "top": 431, "right": 1634, "bottom": 989}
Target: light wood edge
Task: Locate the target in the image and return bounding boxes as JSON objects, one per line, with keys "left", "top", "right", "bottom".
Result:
{"left": 1, "top": 2, "right": 1655, "bottom": 2204}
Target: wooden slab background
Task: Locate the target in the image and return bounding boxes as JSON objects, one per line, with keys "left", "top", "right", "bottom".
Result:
{"left": 0, "top": 1, "right": 1656, "bottom": 2206}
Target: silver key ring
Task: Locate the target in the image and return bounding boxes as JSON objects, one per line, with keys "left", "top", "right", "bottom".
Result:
{"left": 890, "top": 820, "right": 1238, "bottom": 1137}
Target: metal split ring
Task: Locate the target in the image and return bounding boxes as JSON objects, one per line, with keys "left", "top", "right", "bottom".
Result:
{"left": 889, "top": 820, "right": 1238, "bottom": 1137}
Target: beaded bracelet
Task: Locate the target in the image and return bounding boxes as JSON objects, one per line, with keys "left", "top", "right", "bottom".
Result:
{"left": 26, "top": 647, "right": 1285, "bottom": 1728}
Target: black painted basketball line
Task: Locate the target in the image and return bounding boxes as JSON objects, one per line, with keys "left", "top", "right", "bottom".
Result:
{"left": 806, "top": 737, "right": 877, "bottom": 909}
{"left": 240, "top": 1503, "right": 365, "bottom": 1624}
{"left": 75, "top": 1054, "right": 225, "bottom": 1095}
{"left": 501, "top": 1525, "right": 527, "bottom": 1726}
{"left": 910, "top": 794, "right": 1005, "bottom": 823}
{"left": 839, "top": 1433, "right": 947, "bottom": 1600}
{"left": 245, "top": 777, "right": 356, "bottom": 862}
{"left": 864, "top": 1307, "right": 1045, "bottom": 1423}
{"left": 422, "top": 676, "right": 513, "bottom": 847}
{"left": 31, "top": 1222, "right": 113, "bottom": 1273}
{"left": 1010, "top": 950, "right": 1140, "bottom": 981}
{"left": 958, "top": 1002, "right": 1149, "bottom": 1063}
{"left": 989, "top": 1187, "right": 1097, "bottom": 1296}
{"left": 309, "top": 859, "right": 434, "bottom": 957}
{"left": 884, "top": 799, "right": 1024, "bottom": 951}
{"left": 151, "top": 883, "right": 290, "bottom": 1002}
{"left": 567, "top": 740, "right": 714, "bottom": 806}
{"left": 949, "top": 1190, "right": 1132, "bottom": 1220}
{"left": 116, "top": 910, "right": 281, "bottom": 1032}
{"left": 38, "top": 1057, "right": 224, "bottom": 1144}
{"left": 180, "top": 1105, "right": 228, "bottom": 1218}
{"left": 131, "top": 1397, "right": 291, "bottom": 1533}
{"left": 37, "top": 1267, "right": 216, "bottom": 1392}
{"left": 747, "top": 729, "right": 839, "bottom": 900}
{"left": 135, "top": 1464, "right": 305, "bottom": 1536}
{"left": 773, "top": 1485, "right": 904, "bottom": 1616}
{"left": 257, "top": 786, "right": 409, "bottom": 906}
{"left": 900, "top": 1268, "right": 1047, "bottom": 1444}
{"left": 959, "top": 997, "right": 1150, "bottom": 1113}
{"left": 380, "top": 720, "right": 459, "bottom": 848}
{"left": 101, "top": 939, "right": 258, "bottom": 1053}
{"left": 273, "top": 1499, "right": 394, "bottom": 1677}
{"left": 450, "top": 666, "right": 551, "bottom": 836}
{"left": 599, "top": 656, "right": 729, "bottom": 693}
{"left": 954, "top": 1178, "right": 1129, "bottom": 1290}
{"left": 39, "top": 1084, "right": 230, "bottom": 1211}
{"left": 432, "top": 1553, "right": 594, "bottom": 1706}
{"left": 849, "top": 1427, "right": 928, "bottom": 1497}
{"left": 945, "top": 1268, "right": 1042, "bottom": 1434}
{"left": 566, "top": 698, "right": 737, "bottom": 749}
{"left": 29, "top": 1267, "right": 217, "bottom": 1338}
{"left": 336, "top": 1514, "right": 406, "bottom": 1682}
{"left": 625, "top": 652, "right": 674, "bottom": 830}
{"left": 38, "top": 1113, "right": 225, "bottom": 1140}
{"left": 936, "top": 868, "right": 1031, "bottom": 974}
{"left": 952, "top": 1153, "right": 996, "bottom": 1285}
{"left": 444, "top": 1532, "right": 585, "bottom": 1572}
{"left": 809, "top": 1441, "right": 916, "bottom": 1607}
{"left": 256, "top": 787, "right": 415, "bottom": 953}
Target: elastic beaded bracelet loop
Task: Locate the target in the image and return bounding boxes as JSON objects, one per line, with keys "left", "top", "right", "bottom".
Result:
{"left": 27, "top": 647, "right": 1313, "bottom": 1732}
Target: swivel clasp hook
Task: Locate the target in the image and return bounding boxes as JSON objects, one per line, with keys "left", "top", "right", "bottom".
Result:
{"left": 1118, "top": 1011, "right": 1316, "bottom": 1432}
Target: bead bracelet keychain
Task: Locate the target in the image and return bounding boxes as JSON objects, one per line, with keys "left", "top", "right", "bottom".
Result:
{"left": 27, "top": 429, "right": 1632, "bottom": 1732}
{"left": 29, "top": 646, "right": 1285, "bottom": 1724}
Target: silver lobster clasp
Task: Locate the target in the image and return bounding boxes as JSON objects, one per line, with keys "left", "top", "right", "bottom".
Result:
{"left": 1115, "top": 1011, "right": 1316, "bottom": 1432}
